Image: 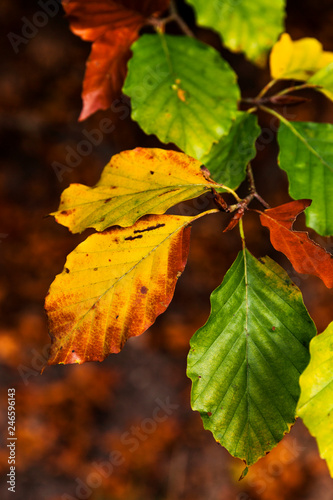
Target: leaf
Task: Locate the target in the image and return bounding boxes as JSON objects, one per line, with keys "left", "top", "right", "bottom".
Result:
{"left": 259, "top": 200, "right": 333, "bottom": 288}
{"left": 270, "top": 33, "right": 333, "bottom": 81}
{"left": 123, "top": 34, "right": 240, "bottom": 160}
{"left": 185, "top": 0, "right": 285, "bottom": 65}
{"left": 277, "top": 121, "right": 333, "bottom": 236}
{"left": 309, "top": 62, "right": 333, "bottom": 102}
{"left": 297, "top": 322, "right": 333, "bottom": 477}
{"left": 46, "top": 213, "right": 210, "bottom": 365}
{"left": 52, "top": 148, "right": 218, "bottom": 233}
{"left": 200, "top": 112, "right": 260, "bottom": 189}
{"left": 62, "top": 0, "right": 169, "bottom": 120}
{"left": 187, "top": 249, "right": 316, "bottom": 466}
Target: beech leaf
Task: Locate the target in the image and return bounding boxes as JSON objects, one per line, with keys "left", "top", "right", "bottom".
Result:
{"left": 62, "top": 0, "right": 169, "bottom": 120}
{"left": 297, "top": 322, "right": 333, "bottom": 477}
{"left": 259, "top": 200, "right": 333, "bottom": 288}
{"left": 123, "top": 34, "right": 240, "bottom": 160}
{"left": 46, "top": 213, "right": 212, "bottom": 365}
{"left": 309, "top": 62, "right": 333, "bottom": 103}
{"left": 277, "top": 121, "right": 333, "bottom": 236}
{"left": 187, "top": 249, "right": 316, "bottom": 466}
{"left": 186, "top": 0, "right": 285, "bottom": 65}
{"left": 200, "top": 112, "right": 260, "bottom": 189}
{"left": 52, "top": 148, "right": 218, "bottom": 233}
{"left": 270, "top": 33, "right": 333, "bottom": 81}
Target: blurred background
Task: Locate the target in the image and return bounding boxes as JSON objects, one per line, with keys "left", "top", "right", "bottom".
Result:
{"left": 0, "top": 0, "right": 333, "bottom": 499}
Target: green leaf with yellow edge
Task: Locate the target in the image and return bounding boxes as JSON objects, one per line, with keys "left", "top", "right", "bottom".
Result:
{"left": 270, "top": 33, "right": 333, "bottom": 81}
{"left": 46, "top": 212, "right": 215, "bottom": 365}
{"left": 309, "top": 62, "right": 333, "bottom": 102}
{"left": 277, "top": 121, "right": 333, "bottom": 236}
{"left": 52, "top": 148, "right": 217, "bottom": 233}
{"left": 123, "top": 34, "right": 240, "bottom": 160}
{"left": 187, "top": 249, "right": 316, "bottom": 466}
{"left": 186, "top": 0, "right": 285, "bottom": 65}
{"left": 200, "top": 112, "right": 260, "bottom": 189}
{"left": 297, "top": 322, "right": 333, "bottom": 477}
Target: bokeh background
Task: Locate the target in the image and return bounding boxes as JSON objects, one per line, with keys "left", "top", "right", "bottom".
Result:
{"left": 1, "top": 1, "right": 333, "bottom": 499}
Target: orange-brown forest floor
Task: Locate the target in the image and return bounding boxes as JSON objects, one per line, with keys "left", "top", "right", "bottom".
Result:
{"left": 0, "top": 1, "right": 333, "bottom": 499}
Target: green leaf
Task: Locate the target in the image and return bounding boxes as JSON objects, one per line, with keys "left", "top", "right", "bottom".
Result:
{"left": 297, "top": 322, "right": 333, "bottom": 477}
{"left": 187, "top": 249, "right": 316, "bottom": 466}
{"left": 200, "top": 112, "right": 260, "bottom": 189}
{"left": 51, "top": 148, "right": 218, "bottom": 233}
{"left": 278, "top": 121, "right": 333, "bottom": 236}
{"left": 186, "top": 0, "right": 285, "bottom": 65}
{"left": 309, "top": 62, "right": 333, "bottom": 102}
{"left": 123, "top": 34, "right": 240, "bottom": 160}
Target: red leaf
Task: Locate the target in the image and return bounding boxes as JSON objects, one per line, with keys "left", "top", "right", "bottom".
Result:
{"left": 259, "top": 199, "right": 333, "bottom": 288}
{"left": 62, "top": 0, "right": 170, "bottom": 120}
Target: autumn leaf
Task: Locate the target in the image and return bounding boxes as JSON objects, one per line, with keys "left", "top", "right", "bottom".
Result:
{"left": 277, "top": 120, "right": 333, "bottom": 236}
{"left": 297, "top": 322, "right": 333, "bottom": 477}
{"left": 187, "top": 249, "right": 316, "bottom": 466}
{"left": 45, "top": 212, "right": 215, "bottom": 365}
{"left": 270, "top": 33, "right": 333, "bottom": 81}
{"left": 259, "top": 200, "right": 333, "bottom": 288}
{"left": 62, "top": 0, "right": 170, "bottom": 120}
{"left": 52, "top": 148, "right": 218, "bottom": 233}
{"left": 186, "top": 0, "right": 285, "bottom": 65}
{"left": 200, "top": 112, "right": 260, "bottom": 189}
{"left": 123, "top": 34, "right": 240, "bottom": 160}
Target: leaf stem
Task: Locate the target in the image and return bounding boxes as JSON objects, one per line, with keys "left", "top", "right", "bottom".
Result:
{"left": 215, "top": 184, "right": 242, "bottom": 202}
{"left": 275, "top": 83, "right": 321, "bottom": 97}
{"left": 256, "top": 79, "right": 278, "bottom": 100}
{"left": 239, "top": 218, "right": 246, "bottom": 250}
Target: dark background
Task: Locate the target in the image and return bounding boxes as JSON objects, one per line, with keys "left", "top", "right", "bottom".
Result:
{"left": 0, "top": 1, "right": 333, "bottom": 499}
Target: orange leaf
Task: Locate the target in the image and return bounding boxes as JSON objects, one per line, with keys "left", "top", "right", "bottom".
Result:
{"left": 62, "top": 0, "right": 170, "bottom": 120}
{"left": 259, "top": 200, "right": 333, "bottom": 288}
{"left": 45, "top": 214, "right": 198, "bottom": 365}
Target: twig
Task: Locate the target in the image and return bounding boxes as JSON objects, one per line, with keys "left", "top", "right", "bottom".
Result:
{"left": 169, "top": 0, "right": 195, "bottom": 37}
{"left": 148, "top": 0, "right": 195, "bottom": 37}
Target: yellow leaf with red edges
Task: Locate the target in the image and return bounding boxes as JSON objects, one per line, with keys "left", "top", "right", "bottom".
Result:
{"left": 270, "top": 33, "right": 333, "bottom": 81}
{"left": 45, "top": 213, "right": 212, "bottom": 365}
{"left": 52, "top": 148, "right": 217, "bottom": 233}
{"left": 259, "top": 199, "right": 333, "bottom": 288}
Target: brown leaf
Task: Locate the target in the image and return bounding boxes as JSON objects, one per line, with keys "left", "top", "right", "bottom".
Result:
{"left": 259, "top": 199, "right": 333, "bottom": 288}
{"left": 62, "top": 0, "right": 170, "bottom": 120}
{"left": 223, "top": 207, "right": 244, "bottom": 232}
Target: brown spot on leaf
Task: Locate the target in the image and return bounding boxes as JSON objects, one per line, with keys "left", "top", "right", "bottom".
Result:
{"left": 65, "top": 268, "right": 70, "bottom": 273}
{"left": 134, "top": 223, "right": 165, "bottom": 234}
{"left": 150, "top": 170, "right": 154, "bottom": 175}
{"left": 272, "top": 326, "right": 276, "bottom": 331}
{"left": 104, "top": 198, "right": 112, "bottom": 203}
{"left": 99, "top": 217, "right": 105, "bottom": 222}
{"left": 141, "top": 286, "right": 148, "bottom": 294}
{"left": 207, "top": 412, "right": 212, "bottom": 417}
{"left": 94, "top": 267, "right": 98, "bottom": 271}
{"left": 124, "top": 235, "right": 143, "bottom": 241}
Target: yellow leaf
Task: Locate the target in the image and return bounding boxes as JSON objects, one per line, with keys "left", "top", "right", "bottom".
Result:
{"left": 45, "top": 212, "right": 214, "bottom": 365}
{"left": 270, "top": 33, "right": 333, "bottom": 81}
{"left": 52, "top": 148, "right": 216, "bottom": 233}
